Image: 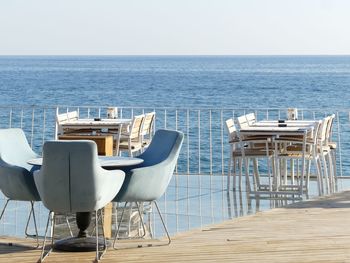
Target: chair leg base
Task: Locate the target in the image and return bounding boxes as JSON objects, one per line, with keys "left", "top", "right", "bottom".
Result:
{"left": 113, "top": 201, "right": 171, "bottom": 249}
{"left": 54, "top": 237, "right": 108, "bottom": 252}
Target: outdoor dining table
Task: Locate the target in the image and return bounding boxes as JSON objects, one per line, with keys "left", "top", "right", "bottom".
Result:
{"left": 239, "top": 120, "right": 318, "bottom": 196}
{"left": 251, "top": 120, "right": 317, "bottom": 127}
{"left": 27, "top": 156, "right": 143, "bottom": 252}
{"left": 60, "top": 118, "right": 132, "bottom": 130}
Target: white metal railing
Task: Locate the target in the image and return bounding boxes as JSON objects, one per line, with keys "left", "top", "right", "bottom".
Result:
{"left": 1, "top": 105, "right": 350, "bottom": 238}
{"left": 0, "top": 105, "right": 348, "bottom": 177}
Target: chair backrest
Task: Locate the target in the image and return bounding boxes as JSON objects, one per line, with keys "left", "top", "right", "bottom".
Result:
{"left": 245, "top": 113, "right": 256, "bottom": 126}
{"left": 325, "top": 114, "right": 335, "bottom": 143}
{"left": 128, "top": 114, "right": 144, "bottom": 140}
{"left": 56, "top": 110, "right": 79, "bottom": 124}
{"left": 115, "top": 129, "right": 184, "bottom": 202}
{"left": 35, "top": 140, "right": 106, "bottom": 213}
{"left": 141, "top": 112, "right": 155, "bottom": 137}
{"left": 318, "top": 116, "right": 332, "bottom": 147}
{"left": 237, "top": 115, "right": 249, "bottom": 129}
{"left": 0, "top": 128, "right": 37, "bottom": 170}
{"left": 56, "top": 111, "right": 79, "bottom": 137}
{"left": 225, "top": 118, "right": 238, "bottom": 142}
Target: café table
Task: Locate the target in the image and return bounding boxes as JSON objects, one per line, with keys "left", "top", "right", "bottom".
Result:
{"left": 238, "top": 121, "right": 317, "bottom": 196}
{"left": 60, "top": 118, "right": 132, "bottom": 131}
{"left": 28, "top": 156, "right": 143, "bottom": 252}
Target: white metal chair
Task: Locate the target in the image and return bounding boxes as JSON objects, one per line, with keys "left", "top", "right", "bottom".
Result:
{"left": 274, "top": 120, "right": 323, "bottom": 196}
{"left": 116, "top": 114, "right": 144, "bottom": 157}
{"left": 55, "top": 110, "right": 79, "bottom": 138}
{"left": 245, "top": 113, "right": 256, "bottom": 126}
{"left": 225, "top": 118, "right": 274, "bottom": 191}
{"left": 325, "top": 114, "right": 337, "bottom": 191}
{"left": 140, "top": 112, "right": 155, "bottom": 151}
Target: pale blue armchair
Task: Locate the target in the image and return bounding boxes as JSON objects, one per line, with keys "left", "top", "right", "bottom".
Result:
{"left": 0, "top": 128, "right": 41, "bottom": 247}
{"left": 34, "top": 140, "right": 125, "bottom": 262}
{"left": 113, "top": 129, "right": 184, "bottom": 247}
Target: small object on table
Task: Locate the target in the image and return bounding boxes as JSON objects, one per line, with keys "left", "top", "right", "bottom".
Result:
{"left": 94, "top": 117, "right": 101, "bottom": 121}
{"left": 278, "top": 119, "right": 285, "bottom": 123}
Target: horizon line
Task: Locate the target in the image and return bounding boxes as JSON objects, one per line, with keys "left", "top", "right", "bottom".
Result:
{"left": 1, "top": 54, "right": 350, "bottom": 57}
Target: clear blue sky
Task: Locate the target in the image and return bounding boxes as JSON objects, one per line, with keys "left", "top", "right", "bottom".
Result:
{"left": 0, "top": 0, "right": 349, "bottom": 55}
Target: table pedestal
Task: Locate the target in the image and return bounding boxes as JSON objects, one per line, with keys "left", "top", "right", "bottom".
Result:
{"left": 54, "top": 212, "right": 108, "bottom": 252}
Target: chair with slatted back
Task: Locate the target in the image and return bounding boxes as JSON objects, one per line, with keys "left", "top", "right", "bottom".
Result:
{"left": 117, "top": 114, "right": 145, "bottom": 157}
{"left": 237, "top": 115, "right": 249, "bottom": 129}
{"left": 325, "top": 114, "right": 337, "bottom": 191}
{"left": 274, "top": 120, "right": 324, "bottom": 196}
{"left": 225, "top": 118, "right": 274, "bottom": 191}
{"left": 55, "top": 110, "right": 79, "bottom": 138}
{"left": 225, "top": 118, "right": 242, "bottom": 189}
{"left": 245, "top": 113, "right": 256, "bottom": 126}
{"left": 140, "top": 112, "right": 155, "bottom": 151}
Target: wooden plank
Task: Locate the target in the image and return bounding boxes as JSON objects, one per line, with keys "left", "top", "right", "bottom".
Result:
{"left": 2, "top": 190, "right": 350, "bottom": 262}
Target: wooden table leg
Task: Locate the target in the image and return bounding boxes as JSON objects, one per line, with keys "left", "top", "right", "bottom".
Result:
{"left": 103, "top": 203, "right": 113, "bottom": 238}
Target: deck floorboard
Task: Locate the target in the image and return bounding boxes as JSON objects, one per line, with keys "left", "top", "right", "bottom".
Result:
{"left": 2, "top": 191, "right": 350, "bottom": 262}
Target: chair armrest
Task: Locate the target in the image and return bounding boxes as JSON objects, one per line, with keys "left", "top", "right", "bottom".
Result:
{"left": 96, "top": 168, "right": 125, "bottom": 208}
{"left": 114, "top": 158, "right": 175, "bottom": 202}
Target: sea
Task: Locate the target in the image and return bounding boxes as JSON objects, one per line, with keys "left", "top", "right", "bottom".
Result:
{"left": 0, "top": 55, "right": 350, "bottom": 109}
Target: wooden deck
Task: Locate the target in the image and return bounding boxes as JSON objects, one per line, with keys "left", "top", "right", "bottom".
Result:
{"left": 2, "top": 191, "right": 350, "bottom": 262}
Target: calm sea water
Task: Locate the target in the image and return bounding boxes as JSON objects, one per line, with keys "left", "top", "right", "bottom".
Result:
{"left": 1, "top": 55, "right": 350, "bottom": 108}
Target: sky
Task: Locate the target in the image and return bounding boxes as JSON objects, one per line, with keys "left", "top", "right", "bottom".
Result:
{"left": 0, "top": 0, "right": 350, "bottom": 55}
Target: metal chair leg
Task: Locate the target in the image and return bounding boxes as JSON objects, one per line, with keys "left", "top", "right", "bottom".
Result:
{"left": 24, "top": 201, "right": 39, "bottom": 248}
{"left": 154, "top": 201, "right": 171, "bottom": 245}
{"left": 0, "top": 199, "right": 10, "bottom": 221}
{"left": 65, "top": 215, "right": 73, "bottom": 237}
{"left": 135, "top": 202, "right": 147, "bottom": 238}
{"left": 113, "top": 202, "right": 128, "bottom": 249}
{"left": 38, "top": 211, "right": 55, "bottom": 262}
{"left": 94, "top": 209, "right": 107, "bottom": 262}
{"left": 1, "top": 199, "right": 39, "bottom": 248}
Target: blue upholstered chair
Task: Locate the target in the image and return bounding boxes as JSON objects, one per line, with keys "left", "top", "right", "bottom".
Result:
{"left": 34, "top": 140, "right": 125, "bottom": 262}
{"left": 113, "top": 129, "right": 184, "bottom": 247}
{"left": 0, "top": 128, "right": 41, "bottom": 247}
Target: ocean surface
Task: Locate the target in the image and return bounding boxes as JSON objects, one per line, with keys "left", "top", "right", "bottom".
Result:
{"left": 1, "top": 55, "right": 350, "bottom": 109}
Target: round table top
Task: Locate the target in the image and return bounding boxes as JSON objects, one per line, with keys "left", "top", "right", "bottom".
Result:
{"left": 27, "top": 156, "right": 143, "bottom": 168}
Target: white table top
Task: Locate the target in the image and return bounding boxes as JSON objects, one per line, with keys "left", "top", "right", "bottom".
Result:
{"left": 253, "top": 120, "right": 318, "bottom": 127}
{"left": 239, "top": 124, "right": 315, "bottom": 136}
{"left": 61, "top": 118, "right": 132, "bottom": 129}
{"left": 28, "top": 156, "right": 143, "bottom": 168}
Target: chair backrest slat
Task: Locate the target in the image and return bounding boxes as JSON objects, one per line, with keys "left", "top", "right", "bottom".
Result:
{"left": 225, "top": 118, "right": 237, "bottom": 141}
{"left": 129, "top": 115, "right": 144, "bottom": 140}
{"left": 141, "top": 112, "right": 155, "bottom": 136}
